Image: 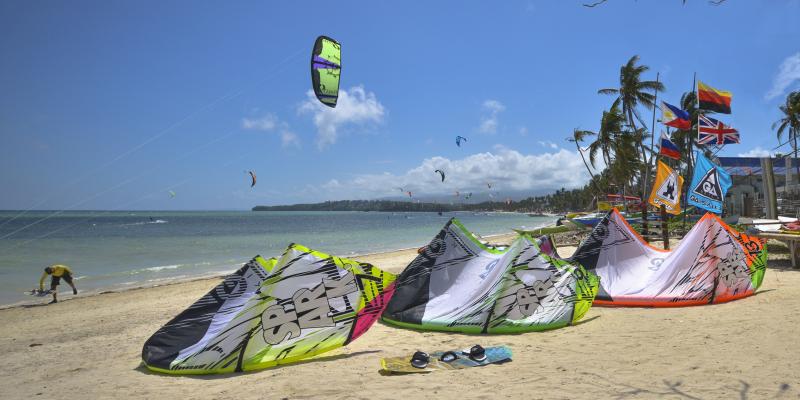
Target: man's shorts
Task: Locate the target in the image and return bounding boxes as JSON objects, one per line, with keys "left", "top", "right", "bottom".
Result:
{"left": 50, "top": 272, "right": 73, "bottom": 289}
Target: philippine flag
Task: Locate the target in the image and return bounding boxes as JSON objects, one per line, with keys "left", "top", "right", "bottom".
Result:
{"left": 660, "top": 101, "right": 691, "bottom": 130}
{"left": 659, "top": 132, "right": 681, "bottom": 160}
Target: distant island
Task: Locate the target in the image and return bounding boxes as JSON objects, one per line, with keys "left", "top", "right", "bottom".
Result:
{"left": 252, "top": 190, "right": 591, "bottom": 213}
{"left": 254, "top": 200, "right": 512, "bottom": 212}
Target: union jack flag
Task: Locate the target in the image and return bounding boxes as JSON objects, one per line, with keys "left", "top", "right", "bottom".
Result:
{"left": 698, "top": 114, "right": 739, "bottom": 145}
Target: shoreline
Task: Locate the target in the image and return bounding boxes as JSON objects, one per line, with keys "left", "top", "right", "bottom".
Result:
{"left": 1, "top": 230, "right": 524, "bottom": 310}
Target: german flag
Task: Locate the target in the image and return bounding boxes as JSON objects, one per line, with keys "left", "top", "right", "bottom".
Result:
{"left": 697, "top": 81, "right": 732, "bottom": 114}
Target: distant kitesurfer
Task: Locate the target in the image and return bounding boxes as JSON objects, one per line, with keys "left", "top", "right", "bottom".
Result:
{"left": 39, "top": 264, "right": 78, "bottom": 304}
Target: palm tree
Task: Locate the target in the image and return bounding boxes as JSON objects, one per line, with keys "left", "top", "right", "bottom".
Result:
{"left": 598, "top": 55, "right": 665, "bottom": 185}
{"left": 588, "top": 105, "right": 626, "bottom": 169}
{"left": 568, "top": 128, "right": 602, "bottom": 193}
{"left": 774, "top": 90, "right": 800, "bottom": 167}
{"left": 669, "top": 91, "right": 701, "bottom": 176}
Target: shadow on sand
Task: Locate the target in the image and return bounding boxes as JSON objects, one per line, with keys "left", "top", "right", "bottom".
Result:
{"left": 377, "top": 315, "right": 601, "bottom": 336}
{"left": 133, "top": 349, "right": 383, "bottom": 379}
{"left": 583, "top": 371, "right": 794, "bottom": 400}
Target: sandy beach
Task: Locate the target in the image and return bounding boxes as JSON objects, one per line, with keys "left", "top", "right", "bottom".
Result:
{"left": 1, "top": 234, "right": 799, "bottom": 400}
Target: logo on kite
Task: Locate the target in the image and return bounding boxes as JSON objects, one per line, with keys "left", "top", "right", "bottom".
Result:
{"left": 261, "top": 272, "right": 358, "bottom": 345}
{"left": 435, "top": 169, "right": 445, "bottom": 182}
{"left": 692, "top": 168, "right": 722, "bottom": 201}
{"left": 456, "top": 136, "right": 467, "bottom": 147}
{"left": 249, "top": 171, "right": 257, "bottom": 188}
{"left": 515, "top": 278, "right": 556, "bottom": 316}
{"left": 311, "top": 36, "right": 341, "bottom": 108}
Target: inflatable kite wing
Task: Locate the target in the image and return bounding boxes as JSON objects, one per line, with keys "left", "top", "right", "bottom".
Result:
{"left": 142, "top": 246, "right": 396, "bottom": 374}
{"left": 382, "top": 219, "right": 598, "bottom": 333}
{"left": 311, "top": 36, "right": 341, "bottom": 107}
{"left": 569, "top": 209, "right": 766, "bottom": 307}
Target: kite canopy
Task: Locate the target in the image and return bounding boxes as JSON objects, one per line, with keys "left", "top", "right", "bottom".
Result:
{"left": 248, "top": 171, "right": 256, "bottom": 188}
{"left": 568, "top": 209, "right": 766, "bottom": 307}
{"left": 435, "top": 169, "right": 445, "bottom": 182}
{"left": 142, "top": 245, "right": 396, "bottom": 374}
{"left": 382, "top": 219, "right": 598, "bottom": 333}
{"left": 456, "top": 136, "right": 467, "bottom": 147}
{"left": 311, "top": 36, "right": 341, "bottom": 108}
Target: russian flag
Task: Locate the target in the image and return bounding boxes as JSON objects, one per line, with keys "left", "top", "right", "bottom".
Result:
{"left": 660, "top": 101, "right": 691, "bottom": 130}
{"left": 659, "top": 132, "right": 681, "bottom": 160}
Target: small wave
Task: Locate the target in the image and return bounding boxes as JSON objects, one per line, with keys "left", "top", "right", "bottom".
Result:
{"left": 144, "top": 264, "right": 181, "bottom": 272}
{"left": 119, "top": 219, "right": 168, "bottom": 227}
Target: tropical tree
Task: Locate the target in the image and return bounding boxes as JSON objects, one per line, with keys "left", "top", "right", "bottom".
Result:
{"left": 588, "top": 105, "right": 626, "bottom": 169}
{"left": 598, "top": 55, "right": 665, "bottom": 189}
{"left": 568, "top": 128, "right": 602, "bottom": 193}
{"left": 774, "top": 90, "right": 800, "bottom": 162}
{"left": 669, "top": 91, "right": 701, "bottom": 176}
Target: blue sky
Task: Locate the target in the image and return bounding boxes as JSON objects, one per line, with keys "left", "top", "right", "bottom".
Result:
{"left": 1, "top": 0, "right": 799, "bottom": 210}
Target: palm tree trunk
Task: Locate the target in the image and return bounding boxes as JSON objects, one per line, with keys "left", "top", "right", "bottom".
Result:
{"left": 627, "top": 107, "right": 649, "bottom": 196}
{"left": 794, "top": 132, "right": 799, "bottom": 192}
{"left": 576, "top": 142, "right": 602, "bottom": 193}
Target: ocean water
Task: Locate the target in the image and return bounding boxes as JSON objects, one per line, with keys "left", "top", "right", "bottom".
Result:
{"left": 0, "top": 211, "right": 554, "bottom": 306}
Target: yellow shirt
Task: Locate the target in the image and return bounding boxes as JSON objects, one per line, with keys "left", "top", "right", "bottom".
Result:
{"left": 39, "top": 265, "right": 73, "bottom": 290}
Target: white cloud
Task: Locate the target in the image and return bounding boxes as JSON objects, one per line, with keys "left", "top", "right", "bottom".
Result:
{"left": 298, "top": 86, "right": 386, "bottom": 150}
{"left": 737, "top": 146, "right": 773, "bottom": 158}
{"left": 241, "top": 113, "right": 300, "bottom": 148}
{"left": 478, "top": 100, "right": 505, "bottom": 134}
{"left": 279, "top": 131, "right": 300, "bottom": 148}
{"left": 242, "top": 113, "right": 279, "bottom": 131}
{"left": 538, "top": 140, "right": 559, "bottom": 149}
{"left": 765, "top": 52, "right": 800, "bottom": 100}
{"left": 314, "top": 147, "right": 592, "bottom": 199}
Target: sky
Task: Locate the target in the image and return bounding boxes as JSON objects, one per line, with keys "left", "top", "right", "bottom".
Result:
{"left": 1, "top": 0, "right": 799, "bottom": 210}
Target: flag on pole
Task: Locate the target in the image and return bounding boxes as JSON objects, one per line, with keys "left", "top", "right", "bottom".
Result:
{"left": 648, "top": 160, "right": 684, "bottom": 215}
{"left": 698, "top": 114, "right": 740, "bottom": 145}
{"left": 687, "top": 151, "right": 732, "bottom": 214}
{"left": 660, "top": 101, "right": 691, "bottom": 130}
{"left": 697, "top": 81, "right": 732, "bottom": 114}
{"left": 659, "top": 132, "right": 681, "bottom": 160}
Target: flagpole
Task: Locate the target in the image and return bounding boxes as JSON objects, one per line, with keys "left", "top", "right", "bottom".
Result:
{"left": 683, "top": 72, "right": 697, "bottom": 232}
{"left": 644, "top": 72, "right": 660, "bottom": 205}
{"left": 641, "top": 72, "right": 660, "bottom": 241}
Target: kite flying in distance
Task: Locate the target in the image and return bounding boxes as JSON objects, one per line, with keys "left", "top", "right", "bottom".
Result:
{"left": 435, "top": 169, "right": 445, "bottom": 182}
{"left": 248, "top": 171, "right": 257, "bottom": 188}
{"left": 456, "top": 136, "right": 467, "bottom": 147}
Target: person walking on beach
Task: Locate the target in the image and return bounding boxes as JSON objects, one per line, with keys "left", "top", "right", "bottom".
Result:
{"left": 39, "top": 264, "right": 78, "bottom": 304}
